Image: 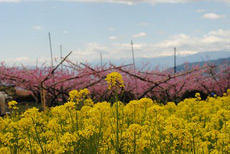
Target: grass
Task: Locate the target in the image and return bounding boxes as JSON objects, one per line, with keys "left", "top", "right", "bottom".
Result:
{"left": 16, "top": 101, "right": 42, "bottom": 113}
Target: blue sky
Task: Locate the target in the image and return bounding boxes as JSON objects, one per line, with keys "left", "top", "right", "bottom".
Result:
{"left": 0, "top": 0, "right": 230, "bottom": 66}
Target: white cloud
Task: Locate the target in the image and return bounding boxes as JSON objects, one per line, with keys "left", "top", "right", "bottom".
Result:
{"left": 121, "top": 43, "right": 143, "bottom": 50}
{"left": 202, "top": 13, "right": 225, "bottom": 19}
{"left": 109, "top": 36, "right": 118, "bottom": 40}
{"left": 153, "top": 29, "right": 230, "bottom": 56}
{"left": 133, "top": 32, "right": 147, "bottom": 38}
{"left": 2, "top": 56, "right": 58, "bottom": 67}
{"left": 33, "top": 25, "right": 42, "bottom": 30}
{"left": 67, "top": 29, "right": 230, "bottom": 63}
{"left": 8, "top": 29, "right": 229, "bottom": 66}
{"left": 86, "top": 43, "right": 108, "bottom": 51}
{"left": 3, "top": 56, "right": 35, "bottom": 66}
{"left": 15, "top": 57, "right": 30, "bottom": 61}
{"left": 208, "top": 29, "right": 230, "bottom": 36}
{"left": 177, "top": 50, "right": 198, "bottom": 56}
{"left": 69, "top": 42, "right": 145, "bottom": 63}
{"left": 70, "top": 43, "right": 109, "bottom": 63}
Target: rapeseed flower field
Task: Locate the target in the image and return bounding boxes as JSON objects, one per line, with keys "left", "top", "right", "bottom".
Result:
{"left": 1, "top": 72, "right": 230, "bottom": 153}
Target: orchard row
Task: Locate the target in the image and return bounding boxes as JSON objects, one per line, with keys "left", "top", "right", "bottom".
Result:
{"left": 0, "top": 61, "right": 229, "bottom": 105}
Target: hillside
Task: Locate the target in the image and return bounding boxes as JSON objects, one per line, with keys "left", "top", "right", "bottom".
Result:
{"left": 92, "top": 50, "right": 230, "bottom": 70}
{"left": 175, "top": 57, "right": 230, "bottom": 72}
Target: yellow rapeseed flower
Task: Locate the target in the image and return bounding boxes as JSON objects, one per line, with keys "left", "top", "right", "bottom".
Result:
{"left": 1, "top": 88, "right": 230, "bottom": 153}
{"left": 227, "top": 89, "right": 230, "bottom": 95}
{"left": 68, "top": 88, "right": 90, "bottom": 103}
{"left": 195, "top": 92, "right": 201, "bottom": 100}
{"left": 8, "top": 100, "right": 18, "bottom": 109}
{"left": 105, "top": 72, "right": 124, "bottom": 90}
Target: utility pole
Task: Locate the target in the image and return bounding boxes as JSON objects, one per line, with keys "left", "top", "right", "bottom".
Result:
{"left": 131, "top": 40, "right": 136, "bottom": 70}
{"left": 100, "top": 52, "right": 103, "bottom": 67}
{"left": 174, "top": 47, "right": 177, "bottom": 103}
{"left": 60, "top": 45, "right": 63, "bottom": 70}
{"left": 131, "top": 40, "right": 138, "bottom": 99}
{"left": 48, "top": 32, "right": 53, "bottom": 68}
{"left": 174, "top": 47, "right": 177, "bottom": 74}
{"left": 60, "top": 45, "right": 63, "bottom": 60}
{"left": 36, "top": 58, "right": 38, "bottom": 68}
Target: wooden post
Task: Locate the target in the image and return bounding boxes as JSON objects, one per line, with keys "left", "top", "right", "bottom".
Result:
{"left": 40, "top": 83, "right": 46, "bottom": 111}
{"left": 100, "top": 52, "right": 103, "bottom": 67}
{"left": 131, "top": 40, "right": 136, "bottom": 70}
{"left": 60, "top": 45, "right": 63, "bottom": 70}
{"left": 174, "top": 47, "right": 177, "bottom": 103}
{"left": 48, "top": 32, "right": 54, "bottom": 68}
{"left": 43, "top": 88, "right": 46, "bottom": 111}
{"left": 174, "top": 47, "right": 177, "bottom": 74}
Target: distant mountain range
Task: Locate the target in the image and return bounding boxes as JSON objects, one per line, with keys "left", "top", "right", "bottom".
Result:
{"left": 95, "top": 50, "right": 230, "bottom": 70}
{"left": 174, "top": 56, "right": 230, "bottom": 72}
